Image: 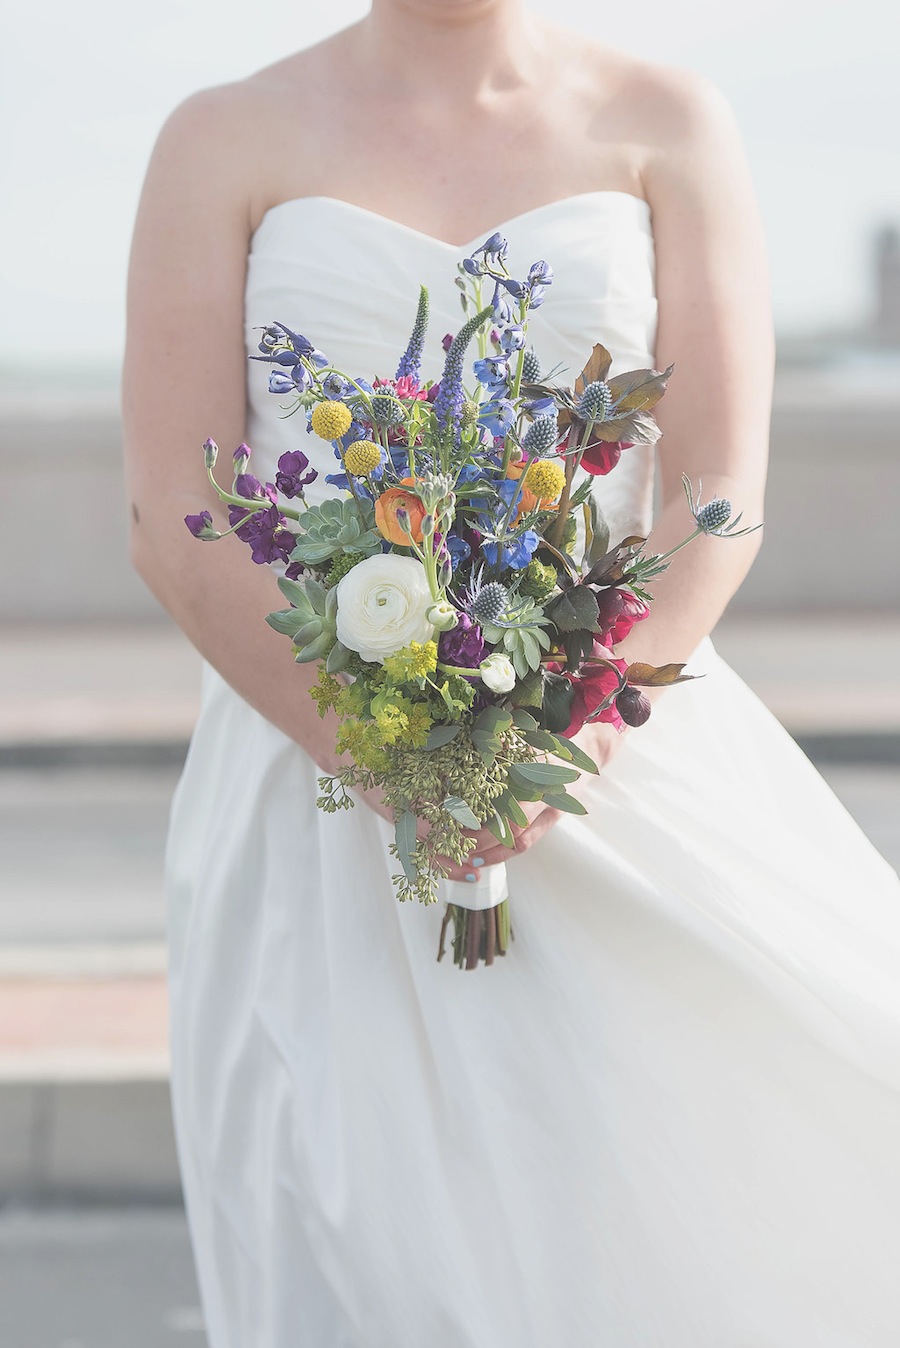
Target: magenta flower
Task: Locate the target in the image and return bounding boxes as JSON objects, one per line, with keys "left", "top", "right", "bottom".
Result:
{"left": 594, "top": 588, "right": 649, "bottom": 646}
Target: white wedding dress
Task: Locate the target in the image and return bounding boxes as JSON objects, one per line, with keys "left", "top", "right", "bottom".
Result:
{"left": 165, "top": 193, "right": 900, "bottom": 1347}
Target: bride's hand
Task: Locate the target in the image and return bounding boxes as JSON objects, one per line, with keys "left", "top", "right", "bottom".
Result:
{"left": 459, "top": 719, "right": 627, "bottom": 874}
{"left": 352, "top": 720, "right": 626, "bottom": 880}
{"left": 351, "top": 782, "right": 557, "bottom": 884}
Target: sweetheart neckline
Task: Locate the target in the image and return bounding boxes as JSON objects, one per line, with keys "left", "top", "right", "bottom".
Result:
{"left": 251, "top": 190, "right": 652, "bottom": 252}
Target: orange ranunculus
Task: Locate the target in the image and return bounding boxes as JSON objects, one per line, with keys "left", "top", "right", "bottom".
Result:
{"left": 506, "top": 454, "right": 527, "bottom": 480}
{"left": 375, "top": 487, "right": 426, "bottom": 545}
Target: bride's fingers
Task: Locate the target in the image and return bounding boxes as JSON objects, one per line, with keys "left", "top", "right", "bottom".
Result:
{"left": 468, "top": 806, "right": 563, "bottom": 870}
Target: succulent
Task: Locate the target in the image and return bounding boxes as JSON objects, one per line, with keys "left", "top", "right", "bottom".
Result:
{"left": 266, "top": 575, "right": 347, "bottom": 670}
{"left": 289, "top": 497, "right": 382, "bottom": 565}
{"left": 480, "top": 597, "right": 552, "bottom": 677}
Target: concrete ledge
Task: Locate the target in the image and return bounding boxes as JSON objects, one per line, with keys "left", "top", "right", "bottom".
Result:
{"left": 0, "top": 1078, "right": 181, "bottom": 1204}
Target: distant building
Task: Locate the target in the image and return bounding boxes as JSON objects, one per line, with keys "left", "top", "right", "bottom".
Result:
{"left": 777, "top": 219, "right": 900, "bottom": 366}
{"left": 873, "top": 225, "right": 900, "bottom": 345}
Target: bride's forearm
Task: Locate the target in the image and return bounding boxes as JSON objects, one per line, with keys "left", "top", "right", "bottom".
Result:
{"left": 611, "top": 471, "right": 764, "bottom": 678}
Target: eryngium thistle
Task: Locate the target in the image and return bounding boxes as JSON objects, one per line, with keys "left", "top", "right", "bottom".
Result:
{"left": 695, "top": 498, "right": 733, "bottom": 533}
{"left": 521, "top": 348, "right": 541, "bottom": 382}
{"left": 434, "top": 305, "right": 493, "bottom": 442}
{"left": 395, "top": 284, "right": 429, "bottom": 383}
{"left": 468, "top": 580, "right": 511, "bottom": 625}
{"left": 578, "top": 380, "right": 613, "bottom": 423}
{"left": 371, "top": 390, "right": 405, "bottom": 426}
{"left": 522, "top": 415, "right": 559, "bottom": 455}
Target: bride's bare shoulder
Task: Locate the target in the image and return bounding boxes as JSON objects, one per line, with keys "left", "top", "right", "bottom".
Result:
{"left": 144, "top": 39, "right": 337, "bottom": 229}
{"left": 555, "top": 29, "right": 745, "bottom": 199}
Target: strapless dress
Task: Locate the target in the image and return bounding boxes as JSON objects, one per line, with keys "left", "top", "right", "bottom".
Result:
{"left": 164, "top": 193, "right": 900, "bottom": 1347}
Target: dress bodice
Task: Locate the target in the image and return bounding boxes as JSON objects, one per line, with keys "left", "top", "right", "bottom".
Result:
{"left": 243, "top": 191, "right": 658, "bottom": 540}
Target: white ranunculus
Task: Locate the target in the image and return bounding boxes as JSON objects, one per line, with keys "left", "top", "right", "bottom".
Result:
{"left": 335, "top": 554, "right": 435, "bottom": 663}
{"left": 479, "top": 652, "right": 516, "bottom": 693}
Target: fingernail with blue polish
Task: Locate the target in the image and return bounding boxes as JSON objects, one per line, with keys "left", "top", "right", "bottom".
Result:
{"left": 472, "top": 857, "right": 485, "bottom": 867}
{"left": 465, "top": 873, "right": 477, "bottom": 883}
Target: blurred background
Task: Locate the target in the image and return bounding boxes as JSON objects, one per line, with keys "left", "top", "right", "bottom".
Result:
{"left": 2, "top": 1, "right": 899, "bottom": 1343}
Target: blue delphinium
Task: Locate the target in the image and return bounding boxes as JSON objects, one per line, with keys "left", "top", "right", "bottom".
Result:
{"left": 395, "top": 285, "right": 429, "bottom": 384}
{"left": 434, "top": 305, "right": 492, "bottom": 444}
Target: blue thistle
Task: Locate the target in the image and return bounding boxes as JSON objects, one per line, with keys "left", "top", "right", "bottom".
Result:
{"left": 434, "top": 305, "right": 493, "bottom": 445}
{"left": 395, "top": 285, "right": 429, "bottom": 383}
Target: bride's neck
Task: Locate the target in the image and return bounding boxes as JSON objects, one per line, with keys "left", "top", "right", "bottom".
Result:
{"left": 350, "top": 1, "right": 546, "bottom": 100}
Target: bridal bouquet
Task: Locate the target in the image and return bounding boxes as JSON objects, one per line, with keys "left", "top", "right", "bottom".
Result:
{"left": 186, "top": 231, "right": 756, "bottom": 968}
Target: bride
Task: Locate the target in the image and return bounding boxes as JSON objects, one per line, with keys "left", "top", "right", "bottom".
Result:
{"left": 123, "top": 2, "right": 900, "bottom": 1344}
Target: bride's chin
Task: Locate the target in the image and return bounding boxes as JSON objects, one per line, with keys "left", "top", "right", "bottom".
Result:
{"left": 373, "top": 0, "right": 522, "bottom": 19}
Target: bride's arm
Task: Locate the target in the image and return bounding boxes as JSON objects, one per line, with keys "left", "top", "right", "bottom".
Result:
{"left": 473, "top": 69, "right": 775, "bottom": 869}
{"left": 611, "top": 68, "right": 773, "bottom": 673}
{"left": 123, "top": 88, "right": 351, "bottom": 776}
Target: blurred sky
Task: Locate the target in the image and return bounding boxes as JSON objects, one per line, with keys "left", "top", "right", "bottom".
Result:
{"left": 1, "top": 0, "right": 898, "bottom": 366}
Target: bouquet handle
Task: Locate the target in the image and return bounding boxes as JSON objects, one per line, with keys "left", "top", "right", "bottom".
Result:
{"left": 442, "top": 862, "right": 508, "bottom": 912}
{"left": 437, "top": 864, "right": 512, "bottom": 969}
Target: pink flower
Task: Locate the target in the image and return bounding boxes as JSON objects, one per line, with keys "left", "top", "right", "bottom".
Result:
{"left": 563, "top": 655, "right": 629, "bottom": 736}
{"left": 579, "top": 438, "right": 635, "bottom": 477}
{"left": 595, "top": 587, "right": 650, "bottom": 646}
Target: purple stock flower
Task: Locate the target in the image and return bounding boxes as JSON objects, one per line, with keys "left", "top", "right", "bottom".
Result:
{"left": 441, "top": 332, "right": 454, "bottom": 353}
{"left": 438, "top": 612, "right": 486, "bottom": 669}
{"left": 274, "top": 450, "right": 318, "bottom": 498}
{"left": 234, "top": 473, "right": 275, "bottom": 502}
{"left": 227, "top": 503, "right": 294, "bottom": 566}
{"left": 184, "top": 511, "right": 215, "bottom": 539}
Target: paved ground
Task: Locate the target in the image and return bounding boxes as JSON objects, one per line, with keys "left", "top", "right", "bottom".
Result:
{"left": 0, "top": 1205, "right": 206, "bottom": 1348}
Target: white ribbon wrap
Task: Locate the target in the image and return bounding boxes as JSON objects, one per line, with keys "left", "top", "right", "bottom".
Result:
{"left": 441, "top": 862, "right": 509, "bottom": 912}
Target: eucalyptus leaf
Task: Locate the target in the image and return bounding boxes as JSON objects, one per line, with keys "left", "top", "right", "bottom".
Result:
{"left": 474, "top": 707, "right": 514, "bottom": 736}
{"left": 394, "top": 810, "right": 418, "bottom": 883}
{"left": 509, "top": 761, "right": 580, "bottom": 787}
{"left": 425, "top": 724, "right": 462, "bottom": 750}
{"left": 543, "top": 790, "right": 589, "bottom": 816}
{"left": 511, "top": 709, "right": 538, "bottom": 731}
{"left": 443, "top": 796, "right": 482, "bottom": 830}
{"left": 486, "top": 810, "right": 515, "bottom": 848}
{"left": 554, "top": 737, "right": 599, "bottom": 774}
{"left": 495, "top": 789, "right": 528, "bottom": 829}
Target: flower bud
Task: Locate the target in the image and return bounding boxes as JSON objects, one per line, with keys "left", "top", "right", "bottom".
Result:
{"left": 426, "top": 600, "right": 459, "bottom": 632}
{"left": 203, "top": 438, "right": 219, "bottom": 469}
{"left": 479, "top": 652, "right": 517, "bottom": 693}
{"left": 615, "top": 685, "right": 652, "bottom": 727}
{"left": 233, "top": 442, "right": 251, "bottom": 474}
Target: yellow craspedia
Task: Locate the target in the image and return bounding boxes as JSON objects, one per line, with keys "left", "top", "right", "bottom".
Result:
{"left": 310, "top": 399, "right": 353, "bottom": 441}
{"left": 523, "top": 458, "right": 566, "bottom": 502}
{"left": 343, "top": 439, "right": 382, "bottom": 476}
